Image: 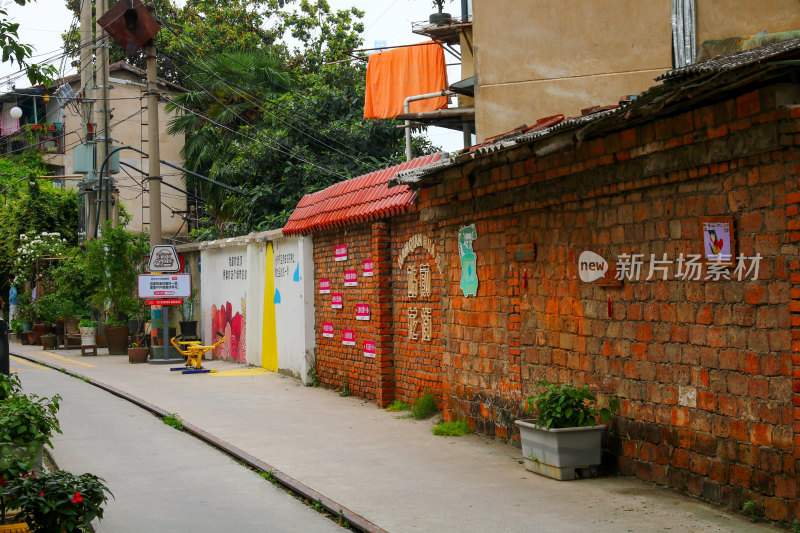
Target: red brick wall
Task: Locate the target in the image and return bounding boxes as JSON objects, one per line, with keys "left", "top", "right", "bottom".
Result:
{"left": 390, "top": 216, "right": 444, "bottom": 405}
{"left": 313, "top": 225, "right": 378, "bottom": 399}
{"left": 412, "top": 85, "right": 800, "bottom": 521}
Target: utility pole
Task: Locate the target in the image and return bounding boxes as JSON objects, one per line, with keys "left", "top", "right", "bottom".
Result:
{"left": 80, "top": 0, "right": 96, "bottom": 240}
{"left": 95, "top": 0, "right": 112, "bottom": 229}
{"left": 146, "top": 41, "right": 162, "bottom": 248}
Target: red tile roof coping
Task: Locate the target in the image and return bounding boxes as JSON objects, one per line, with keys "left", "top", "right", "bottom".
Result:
{"left": 282, "top": 152, "right": 444, "bottom": 236}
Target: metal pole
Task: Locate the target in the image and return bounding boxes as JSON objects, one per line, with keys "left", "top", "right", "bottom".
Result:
{"left": 146, "top": 42, "right": 162, "bottom": 247}
{"left": 0, "top": 319, "right": 8, "bottom": 376}
{"left": 96, "top": 0, "right": 109, "bottom": 227}
{"left": 162, "top": 306, "right": 168, "bottom": 360}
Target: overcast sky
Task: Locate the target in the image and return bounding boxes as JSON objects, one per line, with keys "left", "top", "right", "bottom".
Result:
{"left": 0, "top": 0, "right": 465, "bottom": 151}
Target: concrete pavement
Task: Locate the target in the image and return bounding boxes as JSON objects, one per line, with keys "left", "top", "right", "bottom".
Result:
{"left": 10, "top": 342, "right": 782, "bottom": 532}
{"left": 12, "top": 353, "right": 342, "bottom": 532}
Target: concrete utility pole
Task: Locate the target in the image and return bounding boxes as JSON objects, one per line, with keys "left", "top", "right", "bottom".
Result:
{"left": 95, "top": 0, "right": 112, "bottom": 229}
{"left": 80, "top": 0, "right": 96, "bottom": 240}
{"left": 146, "top": 42, "right": 162, "bottom": 248}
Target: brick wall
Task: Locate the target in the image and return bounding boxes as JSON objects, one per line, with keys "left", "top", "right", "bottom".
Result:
{"left": 412, "top": 83, "right": 800, "bottom": 521}
{"left": 313, "top": 225, "right": 378, "bottom": 399}
{"left": 313, "top": 215, "right": 446, "bottom": 407}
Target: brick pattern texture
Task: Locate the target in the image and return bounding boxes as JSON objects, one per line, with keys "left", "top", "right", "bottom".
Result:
{"left": 309, "top": 83, "right": 800, "bottom": 523}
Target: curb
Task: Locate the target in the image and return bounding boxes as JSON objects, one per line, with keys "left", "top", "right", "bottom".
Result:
{"left": 11, "top": 351, "right": 389, "bottom": 533}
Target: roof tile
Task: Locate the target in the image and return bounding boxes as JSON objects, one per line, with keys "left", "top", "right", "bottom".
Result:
{"left": 282, "top": 153, "right": 443, "bottom": 235}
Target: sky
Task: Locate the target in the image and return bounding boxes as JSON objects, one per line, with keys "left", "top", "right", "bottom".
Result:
{"left": 0, "top": 0, "right": 465, "bottom": 152}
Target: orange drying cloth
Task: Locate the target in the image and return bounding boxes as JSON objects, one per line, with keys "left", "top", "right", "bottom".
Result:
{"left": 363, "top": 43, "right": 448, "bottom": 119}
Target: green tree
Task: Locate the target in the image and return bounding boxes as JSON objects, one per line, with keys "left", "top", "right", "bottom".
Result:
{"left": 0, "top": 0, "right": 56, "bottom": 85}
{"left": 85, "top": 221, "right": 149, "bottom": 323}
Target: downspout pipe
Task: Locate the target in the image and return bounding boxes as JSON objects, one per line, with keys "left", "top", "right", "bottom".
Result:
{"left": 404, "top": 90, "right": 453, "bottom": 161}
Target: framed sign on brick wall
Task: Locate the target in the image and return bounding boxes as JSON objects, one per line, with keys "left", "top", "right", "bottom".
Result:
{"left": 699, "top": 216, "right": 735, "bottom": 265}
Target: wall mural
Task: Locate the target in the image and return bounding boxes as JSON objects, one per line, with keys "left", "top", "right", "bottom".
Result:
{"left": 211, "top": 297, "right": 247, "bottom": 362}
{"left": 458, "top": 224, "right": 478, "bottom": 297}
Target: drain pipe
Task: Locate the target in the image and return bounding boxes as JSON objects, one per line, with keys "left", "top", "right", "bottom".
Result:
{"left": 404, "top": 90, "right": 453, "bottom": 161}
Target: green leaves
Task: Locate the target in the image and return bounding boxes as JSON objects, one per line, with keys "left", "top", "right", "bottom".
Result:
{"left": 524, "top": 381, "right": 619, "bottom": 429}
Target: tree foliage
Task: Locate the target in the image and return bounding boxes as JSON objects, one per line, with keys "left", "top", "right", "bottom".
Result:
{"left": 0, "top": 0, "right": 56, "bottom": 85}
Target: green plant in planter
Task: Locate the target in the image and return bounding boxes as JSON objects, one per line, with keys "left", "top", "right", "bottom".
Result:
{"left": 524, "top": 382, "right": 619, "bottom": 429}
{"left": 9, "top": 318, "right": 22, "bottom": 336}
{"left": 9, "top": 470, "right": 112, "bottom": 533}
{"left": 180, "top": 288, "right": 199, "bottom": 322}
{"left": 78, "top": 318, "right": 97, "bottom": 329}
{"left": 0, "top": 393, "right": 61, "bottom": 448}
{"left": 0, "top": 373, "right": 22, "bottom": 401}
{"left": 86, "top": 221, "right": 148, "bottom": 322}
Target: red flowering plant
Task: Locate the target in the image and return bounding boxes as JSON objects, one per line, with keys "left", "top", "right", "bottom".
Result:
{"left": 8, "top": 470, "right": 112, "bottom": 532}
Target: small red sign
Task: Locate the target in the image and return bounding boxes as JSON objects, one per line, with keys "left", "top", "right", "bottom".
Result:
{"left": 322, "top": 322, "right": 334, "bottom": 338}
{"left": 363, "top": 340, "right": 376, "bottom": 358}
{"left": 342, "top": 329, "right": 355, "bottom": 346}
{"left": 335, "top": 245, "right": 347, "bottom": 262}
{"left": 331, "top": 293, "right": 343, "bottom": 309}
{"left": 146, "top": 298, "right": 182, "bottom": 306}
{"left": 356, "top": 303, "right": 370, "bottom": 321}
{"left": 319, "top": 278, "right": 331, "bottom": 294}
{"left": 344, "top": 270, "right": 358, "bottom": 287}
{"left": 362, "top": 259, "right": 374, "bottom": 277}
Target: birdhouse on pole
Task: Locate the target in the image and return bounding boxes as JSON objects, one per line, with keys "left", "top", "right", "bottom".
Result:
{"left": 98, "top": 0, "right": 161, "bottom": 55}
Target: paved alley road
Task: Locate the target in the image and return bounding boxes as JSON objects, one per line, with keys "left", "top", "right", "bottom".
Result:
{"left": 13, "top": 357, "right": 342, "bottom": 533}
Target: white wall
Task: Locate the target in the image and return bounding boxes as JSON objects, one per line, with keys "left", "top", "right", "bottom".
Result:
{"left": 272, "top": 236, "right": 315, "bottom": 383}
{"left": 200, "top": 244, "right": 249, "bottom": 363}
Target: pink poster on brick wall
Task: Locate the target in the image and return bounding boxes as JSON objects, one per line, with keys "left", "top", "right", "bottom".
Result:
{"left": 344, "top": 270, "right": 358, "bottom": 287}
{"left": 356, "top": 303, "right": 370, "bottom": 321}
{"left": 319, "top": 278, "right": 331, "bottom": 294}
{"left": 342, "top": 329, "right": 355, "bottom": 346}
{"left": 331, "top": 293, "right": 343, "bottom": 309}
{"left": 363, "top": 259, "right": 374, "bottom": 277}
{"left": 335, "top": 245, "right": 347, "bottom": 262}
{"left": 322, "top": 322, "right": 334, "bottom": 338}
{"left": 364, "top": 340, "right": 376, "bottom": 358}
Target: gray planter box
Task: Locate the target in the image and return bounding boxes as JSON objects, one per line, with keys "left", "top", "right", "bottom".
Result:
{"left": 514, "top": 419, "right": 605, "bottom": 480}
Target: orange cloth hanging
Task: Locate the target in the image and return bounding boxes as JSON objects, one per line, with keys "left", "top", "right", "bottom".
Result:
{"left": 363, "top": 43, "right": 448, "bottom": 119}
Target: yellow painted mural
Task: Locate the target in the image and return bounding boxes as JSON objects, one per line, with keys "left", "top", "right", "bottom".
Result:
{"left": 262, "top": 242, "right": 279, "bottom": 370}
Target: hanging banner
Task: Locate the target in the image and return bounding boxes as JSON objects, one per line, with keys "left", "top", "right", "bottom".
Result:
{"left": 322, "top": 322, "right": 334, "bottom": 338}
{"left": 356, "top": 303, "right": 370, "bottom": 321}
{"left": 335, "top": 245, "right": 348, "bottom": 262}
{"left": 342, "top": 329, "right": 356, "bottom": 346}
{"left": 319, "top": 278, "right": 331, "bottom": 294}
{"left": 332, "top": 293, "right": 343, "bottom": 309}
{"left": 344, "top": 270, "right": 358, "bottom": 287}
{"left": 364, "top": 340, "right": 376, "bottom": 358}
{"left": 363, "top": 259, "right": 374, "bottom": 277}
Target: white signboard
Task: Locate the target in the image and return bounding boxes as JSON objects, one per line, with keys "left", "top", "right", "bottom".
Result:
{"left": 138, "top": 274, "right": 191, "bottom": 298}
{"left": 148, "top": 245, "right": 181, "bottom": 273}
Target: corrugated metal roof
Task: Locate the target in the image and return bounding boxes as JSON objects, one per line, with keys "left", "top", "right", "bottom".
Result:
{"left": 282, "top": 153, "right": 444, "bottom": 236}
{"left": 394, "top": 36, "right": 800, "bottom": 188}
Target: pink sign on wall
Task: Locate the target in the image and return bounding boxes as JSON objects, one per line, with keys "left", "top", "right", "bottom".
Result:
{"left": 331, "top": 293, "right": 343, "bottom": 309}
{"left": 322, "top": 322, "right": 334, "bottom": 338}
{"left": 363, "top": 340, "right": 376, "bottom": 358}
{"left": 356, "top": 303, "right": 370, "bottom": 321}
{"left": 342, "top": 329, "right": 356, "bottom": 346}
{"left": 335, "top": 245, "right": 347, "bottom": 262}
{"left": 319, "top": 278, "right": 331, "bottom": 294}
{"left": 344, "top": 270, "right": 358, "bottom": 287}
{"left": 362, "top": 259, "right": 374, "bottom": 277}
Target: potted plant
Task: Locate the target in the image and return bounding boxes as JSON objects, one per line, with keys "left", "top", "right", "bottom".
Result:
{"left": 430, "top": 0, "right": 452, "bottom": 25}
{"left": 78, "top": 319, "right": 97, "bottom": 347}
{"left": 514, "top": 382, "right": 619, "bottom": 480}
{"left": 86, "top": 222, "right": 147, "bottom": 355}
{"left": 9, "top": 319, "right": 23, "bottom": 345}
{"left": 179, "top": 288, "right": 199, "bottom": 339}
{"left": 128, "top": 340, "right": 149, "bottom": 364}
{"left": 9, "top": 470, "right": 111, "bottom": 533}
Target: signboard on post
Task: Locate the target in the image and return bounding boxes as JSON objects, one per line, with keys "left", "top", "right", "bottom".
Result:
{"left": 138, "top": 274, "right": 191, "bottom": 298}
{"left": 147, "top": 244, "right": 182, "bottom": 273}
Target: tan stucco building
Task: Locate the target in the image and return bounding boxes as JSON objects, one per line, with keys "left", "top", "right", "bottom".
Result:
{"left": 442, "top": 0, "right": 800, "bottom": 142}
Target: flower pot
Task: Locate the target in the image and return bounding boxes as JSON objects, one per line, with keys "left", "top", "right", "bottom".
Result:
{"left": 79, "top": 327, "right": 96, "bottom": 347}
{"left": 40, "top": 334, "right": 57, "bottom": 350}
{"left": 21, "top": 322, "right": 32, "bottom": 333}
{"left": 128, "top": 347, "right": 149, "bottom": 364}
{"left": 429, "top": 11, "right": 452, "bottom": 24}
{"left": 96, "top": 333, "right": 106, "bottom": 348}
{"left": 26, "top": 331, "right": 36, "bottom": 345}
{"left": 179, "top": 320, "right": 198, "bottom": 339}
{"left": 19, "top": 333, "right": 29, "bottom": 345}
{"left": 514, "top": 419, "right": 605, "bottom": 480}
{"left": 32, "top": 324, "right": 50, "bottom": 345}
{"left": 104, "top": 325, "right": 130, "bottom": 355}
